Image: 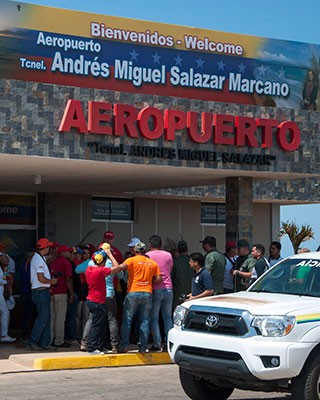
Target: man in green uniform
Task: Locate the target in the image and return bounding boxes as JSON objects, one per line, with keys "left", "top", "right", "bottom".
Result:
{"left": 171, "top": 240, "right": 194, "bottom": 311}
{"left": 233, "top": 239, "right": 256, "bottom": 291}
{"left": 201, "top": 236, "right": 226, "bottom": 295}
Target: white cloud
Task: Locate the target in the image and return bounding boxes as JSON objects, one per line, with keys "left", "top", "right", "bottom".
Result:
{"left": 257, "top": 50, "right": 294, "bottom": 64}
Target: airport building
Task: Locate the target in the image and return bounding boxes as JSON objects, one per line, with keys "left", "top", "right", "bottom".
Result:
{"left": 0, "top": 0, "right": 320, "bottom": 258}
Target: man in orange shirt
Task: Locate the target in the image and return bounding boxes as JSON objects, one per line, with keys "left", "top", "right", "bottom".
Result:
{"left": 118, "top": 242, "right": 161, "bottom": 354}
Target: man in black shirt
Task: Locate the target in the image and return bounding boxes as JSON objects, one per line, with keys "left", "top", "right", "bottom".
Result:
{"left": 249, "top": 244, "right": 270, "bottom": 285}
{"left": 186, "top": 253, "right": 213, "bottom": 301}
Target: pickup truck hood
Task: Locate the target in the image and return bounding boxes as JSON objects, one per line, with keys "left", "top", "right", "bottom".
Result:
{"left": 186, "top": 291, "right": 320, "bottom": 316}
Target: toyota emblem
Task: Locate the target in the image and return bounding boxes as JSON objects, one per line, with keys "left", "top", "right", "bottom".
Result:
{"left": 205, "top": 314, "right": 219, "bottom": 328}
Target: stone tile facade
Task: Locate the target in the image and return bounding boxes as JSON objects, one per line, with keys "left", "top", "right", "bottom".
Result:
{"left": 0, "top": 78, "right": 320, "bottom": 202}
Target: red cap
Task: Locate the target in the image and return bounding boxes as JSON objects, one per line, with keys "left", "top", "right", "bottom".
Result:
{"left": 57, "top": 245, "right": 72, "bottom": 254}
{"left": 226, "top": 241, "right": 237, "bottom": 249}
{"left": 36, "top": 238, "right": 53, "bottom": 250}
{"left": 103, "top": 231, "right": 114, "bottom": 241}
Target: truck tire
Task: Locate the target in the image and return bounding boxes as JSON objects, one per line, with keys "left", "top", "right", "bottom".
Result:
{"left": 179, "top": 368, "right": 234, "bottom": 400}
{"left": 291, "top": 353, "right": 320, "bottom": 400}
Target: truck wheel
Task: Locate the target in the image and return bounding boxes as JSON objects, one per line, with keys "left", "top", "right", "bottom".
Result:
{"left": 179, "top": 368, "right": 234, "bottom": 400}
{"left": 292, "top": 353, "right": 320, "bottom": 400}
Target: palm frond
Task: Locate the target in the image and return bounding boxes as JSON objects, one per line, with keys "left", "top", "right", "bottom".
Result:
{"left": 279, "top": 220, "right": 314, "bottom": 254}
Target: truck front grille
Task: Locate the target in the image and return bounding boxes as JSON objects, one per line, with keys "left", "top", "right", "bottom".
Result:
{"left": 179, "top": 345, "right": 242, "bottom": 361}
{"left": 183, "top": 310, "right": 248, "bottom": 336}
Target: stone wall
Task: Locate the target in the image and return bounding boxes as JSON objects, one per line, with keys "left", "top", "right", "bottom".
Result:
{"left": 0, "top": 78, "right": 320, "bottom": 202}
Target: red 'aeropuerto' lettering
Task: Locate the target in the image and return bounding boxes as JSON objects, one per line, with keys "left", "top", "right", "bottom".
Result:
{"left": 58, "top": 100, "right": 301, "bottom": 152}
{"left": 187, "top": 112, "right": 212, "bottom": 143}
{"left": 256, "top": 118, "right": 279, "bottom": 148}
{"left": 164, "top": 110, "right": 186, "bottom": 141}
{"left": 88, "top": 101, "right": 112, "bottom": 135}
{"left": 113, "top": 103, "right": 139, "bottom": 138}
{"left": 277, "top": 121, "right": 301, "bottom": 151}
{"left": 137, "top": 107, "right": 163, "bottom": 140}
{"left": 214, "top": 114, "right": 235, "bottom": 145}
{"left": 59, "top": 99, "right": 87, "bottom": 133}
{"left": 235, "top": 116, "right": 258, "bottom": 147}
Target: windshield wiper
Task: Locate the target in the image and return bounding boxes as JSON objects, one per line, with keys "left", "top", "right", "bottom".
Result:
{"left": 278, "top": 292, "right": 318, "bottom": 297}
{"left": 249, "top": 289, "right": 274, "bottom": 293}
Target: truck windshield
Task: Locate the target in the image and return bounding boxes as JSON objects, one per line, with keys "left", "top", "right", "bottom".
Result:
{"left": 249, "top": 258, "right": 320, "bottom": 297}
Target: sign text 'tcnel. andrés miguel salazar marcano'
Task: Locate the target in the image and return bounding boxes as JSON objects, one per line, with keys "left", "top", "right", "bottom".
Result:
{"left": 0, "top": 0, "right": 318, "bottom": 109}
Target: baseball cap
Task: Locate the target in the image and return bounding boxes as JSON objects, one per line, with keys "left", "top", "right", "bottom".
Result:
{"left": 57, "top": 245, "right": 72, "bottom": 254}
{"left": 135, "top": 242, "right": 146, "bottom": 253}
{"left": 226, "top": 241, "right": 237, "bottom": 249}
{"left": 92, "top": 250, "right": 107, "bottom": 265}
{"left": 103, "top": 231, "right": 114, "bottom": 241}
{"left": 237, "top": 239, "right": 250, "bottom": 248}
{"left": 127, "top": 237, "right": 141, "bottom": 247}
{"left": 99, "top": 242, "right": 111, "bottom": 252}
{"left": 73, "top": 247, "right": 84, "bottom": 255}
{"left": 36, "top": 238, "right": 53, "bottom": 250}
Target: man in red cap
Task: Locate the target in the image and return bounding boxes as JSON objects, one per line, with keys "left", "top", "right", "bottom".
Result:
{"left": 103, "top": 231, "right": 123, "bottom": 263}
{"left": 27, "top": 238, "right": 58, "bottom": 351}
{"left": 49, "top": 245, "right": 74, "bottom": 348}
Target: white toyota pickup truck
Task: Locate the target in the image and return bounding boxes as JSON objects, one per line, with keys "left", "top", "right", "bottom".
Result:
{"left": 168, "top": 252, "right": 320, "bottom": 400}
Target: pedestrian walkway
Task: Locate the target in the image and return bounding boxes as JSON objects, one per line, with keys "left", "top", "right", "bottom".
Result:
{"left": 0, "top": 342, "right": 172, "bottom": 373}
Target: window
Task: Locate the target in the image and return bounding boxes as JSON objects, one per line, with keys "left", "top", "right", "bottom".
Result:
{"left": 91, "top": 197, "right": 134, "bottom": 222}
{"left": 201, "top": 203, "right": 225, "bottom": 225}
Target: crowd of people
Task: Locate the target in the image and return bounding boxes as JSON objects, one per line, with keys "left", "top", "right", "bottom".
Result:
{"left": 0, "top": 232, "right": 303, "bottom": 353}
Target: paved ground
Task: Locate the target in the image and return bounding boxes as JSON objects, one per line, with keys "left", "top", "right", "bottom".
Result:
{"left": 0, "top": 340, "right": 78, "bottom": 372}
{"left": 0, "top": 365, "right": 292, "bottom": 399}
{"left": 0, "top": 343, "right": 294, "bottom": 399}
{"left": 0, "top": 341, "right": 171, "bottom": 372}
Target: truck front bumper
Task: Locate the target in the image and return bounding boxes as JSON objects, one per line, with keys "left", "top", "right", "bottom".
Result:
{"left": 168, "top": 327, "right": 312, "bottom": 381}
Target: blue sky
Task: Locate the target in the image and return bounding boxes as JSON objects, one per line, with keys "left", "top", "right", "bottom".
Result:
{"left": 19, "top": 0, "right": 320, "bottom": 256}
{"left": 18, "top": 0, "right": 320, "bottom": 44}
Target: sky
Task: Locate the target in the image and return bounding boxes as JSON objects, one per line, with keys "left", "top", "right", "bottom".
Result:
{"left": 17, "top": 0, "right": 320, "bottom": 45}
{"left": 18, "top": 0, "right": 320, "bottom": 256}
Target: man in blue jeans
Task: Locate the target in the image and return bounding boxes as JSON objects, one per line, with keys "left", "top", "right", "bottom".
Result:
{"left": 85, "top": 245, "right": 122, "bottom": 354}
{"left": 119, "top": 242, "right": 161, "bottom": 354}
{"left": 146, "top": 235, "right": 174, "bottom": 352}
{"left": 27, "top": 238, "right": 58, "bottom": 351}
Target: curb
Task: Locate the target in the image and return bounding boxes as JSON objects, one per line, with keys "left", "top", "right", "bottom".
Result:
{"left": 33, "top": 352, "right": 172, "bottom": 371}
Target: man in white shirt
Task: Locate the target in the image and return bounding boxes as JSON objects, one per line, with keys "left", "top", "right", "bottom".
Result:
{"left": 268, "top": 241, "right": 283, "bottom": 267}
{"left": 27, "top": 238, "right": 57, "bottom": 351}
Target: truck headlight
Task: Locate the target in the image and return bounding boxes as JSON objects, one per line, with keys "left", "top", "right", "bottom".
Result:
{"left": 173, "top": 305, "right": 187, "bottom": 327}
{"left": 252, "top": 316, "right": 295, "bottom": 337}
